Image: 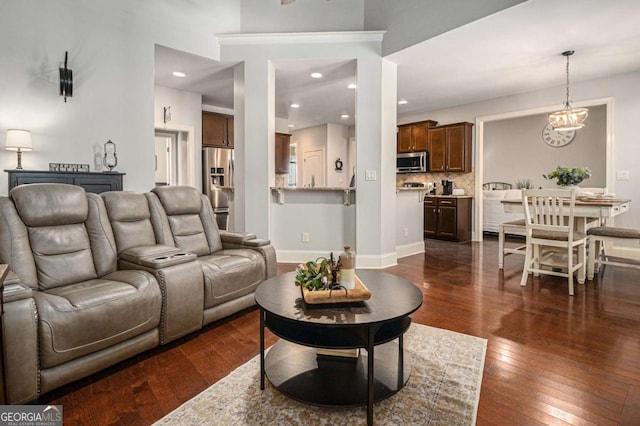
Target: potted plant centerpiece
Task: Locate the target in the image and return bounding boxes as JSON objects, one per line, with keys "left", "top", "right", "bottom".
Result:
{"left": 294, "top": 253, "right": 371, "bottom": 304}
{"left": 543, "top": 166, "right": 591, "bottom": 187}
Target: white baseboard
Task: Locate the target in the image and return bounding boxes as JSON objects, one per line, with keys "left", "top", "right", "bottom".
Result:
{"left": 276, "top": 249, "right": 398, "bottom": 269}
{"left": 396, "top": 241, "right": 425, "bottom": 259}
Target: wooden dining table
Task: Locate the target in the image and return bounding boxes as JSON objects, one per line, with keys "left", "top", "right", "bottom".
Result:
{"left": 501, "top": 197, "right": 632, "bottom": 233}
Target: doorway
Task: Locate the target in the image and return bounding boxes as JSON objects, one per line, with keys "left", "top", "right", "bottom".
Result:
{"left": 302, "top": 148, "right": 325, "bottom": 187}
{"left": 154, "top": 131, "right": 178, "bottom": 186}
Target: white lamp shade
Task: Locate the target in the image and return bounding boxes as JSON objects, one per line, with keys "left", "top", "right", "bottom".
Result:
{"left": 5, "top": 129, "right": 33, "bottom": 151}
{"left": 549, "top": 107, "right": 589, "bottom": 132}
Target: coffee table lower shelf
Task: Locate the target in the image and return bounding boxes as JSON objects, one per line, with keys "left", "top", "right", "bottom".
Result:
{"left": 264, "top": 339, "right": 411, "bottom": 407}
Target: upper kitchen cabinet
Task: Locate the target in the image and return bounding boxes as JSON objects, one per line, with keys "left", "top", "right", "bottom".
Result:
{"left": 428, "top": 122, "right": 473, "bottom": 172}
{"left": 397, "top": 120, "right": 437, "bottom": 153}
{"left": 202, "top": 111, "right": 234, "bottom": 148}
{"left": 275, "top": 133, "right": 291, "bottom": 175}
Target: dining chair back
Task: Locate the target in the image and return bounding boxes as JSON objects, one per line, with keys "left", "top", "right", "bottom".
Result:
{"left": 520, "top": 188, "right": 587, "bottom": 295}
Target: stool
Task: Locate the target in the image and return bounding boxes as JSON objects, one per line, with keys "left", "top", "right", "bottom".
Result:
{"left": 498, "top": 218, "right": 526, "bottom": 269}
{"left": 587, "top": 226, "right": 640, "bottom": 279}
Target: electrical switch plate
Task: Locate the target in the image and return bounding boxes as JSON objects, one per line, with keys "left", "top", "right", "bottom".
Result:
{"left": 617, "top": 170, "right": 630, "bottom": 180}
{"left": 301, "top": 232, "right": 309, "bottom": 243}
{"left": 365, "top": 170, "right": 376, "bottom": 181}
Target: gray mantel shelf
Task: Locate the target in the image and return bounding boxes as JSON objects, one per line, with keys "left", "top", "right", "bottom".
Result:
{"left": 270, "top": 186, "right": 355, "bottom": 205}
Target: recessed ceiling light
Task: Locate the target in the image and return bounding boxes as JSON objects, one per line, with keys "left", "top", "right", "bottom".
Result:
{"left": 398, "top": 99, "right": 408, "bottom": 105}
{"left": 290, "top": 103, "right": 300, "bottom": 108}
{"left": 347, "top": 83, "right": 356, "bottom": 89}
{"left": 310, "top": 72, "right": 323, "bottom": 79}
{"left": 288, "top": 124, "right": 295, "bottom": 128}
{"left": 172, "top": 71, "right": 186, "bottom": 78}
{"left": 341, "top": 114, "right": 349, "bottom": 119}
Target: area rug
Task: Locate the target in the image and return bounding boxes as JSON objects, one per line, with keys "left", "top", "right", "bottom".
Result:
{"left": 155, "top": 324, "right": 487, "bottom": 425}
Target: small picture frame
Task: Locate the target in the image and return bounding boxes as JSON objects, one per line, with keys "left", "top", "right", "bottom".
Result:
{"left": 48, "top": 162, "right": 90, "bottom": 172}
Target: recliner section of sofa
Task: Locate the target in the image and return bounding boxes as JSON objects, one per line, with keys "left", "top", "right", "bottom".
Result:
{"left": 101, "top": 191, "right": 204, "bottom": 343}
{"left": 0, "top": 185, "right": 162, "bottom": 403}
{"left": 0, "top": 183, "right": 277, "bottom": 403}
{"left": 147, "top": 186, "right": 277, "bottom": 325}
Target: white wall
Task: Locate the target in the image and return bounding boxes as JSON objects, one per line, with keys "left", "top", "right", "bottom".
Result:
{"left": 364, "top": 0, "right": 525, "bottom": 56}
{"left": 484, "top": 105, "right": 606, "bottom": 189}
{"left": 293, "top": 124, "right": 327, "bottom": 186}
{"left": 0, "top": 0, "right": 240, "bottom": 195}
{"left": 291, "top": 123, "right": 350, "bottom": 188}
{"left": 221, "top": 33, "right": 396, "bottom": 266}
{"left": 154, "top": 85, "right": 203, "bottom": 189}
{"left": 326, "top": 123, "right": 350, "bottom": 188}
{"left": 240, "top": 0, "right": 365, "bottom": 33}
{"left": 399, "top": 70, "right": 640, "bottom": 230}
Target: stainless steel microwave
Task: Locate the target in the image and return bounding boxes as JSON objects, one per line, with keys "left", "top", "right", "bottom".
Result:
{"left": 397, "top": 151, "right": 428, "bottom": 173}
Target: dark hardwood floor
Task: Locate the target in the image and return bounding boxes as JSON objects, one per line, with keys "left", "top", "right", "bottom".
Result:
{"left": 41, "top": 236, "right": 640, "bottom": 425}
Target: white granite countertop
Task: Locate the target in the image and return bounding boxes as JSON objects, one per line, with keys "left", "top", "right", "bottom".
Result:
{"left": 271, "top": 186, "right": 354, "bottom": 191}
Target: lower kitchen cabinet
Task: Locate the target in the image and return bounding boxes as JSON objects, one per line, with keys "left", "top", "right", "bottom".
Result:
{"left": 423, "top": 196, "right": 472, "bottom": 242}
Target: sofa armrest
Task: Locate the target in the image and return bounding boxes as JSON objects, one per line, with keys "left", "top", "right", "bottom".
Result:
{"left": 119, "top": 245, "right": 197, "bottom": 269}
{"left": 3, "top": 271, "right": 33, "bottom": 303}
{"left": 220, "top": 231, "right": 270, "bottom": 247}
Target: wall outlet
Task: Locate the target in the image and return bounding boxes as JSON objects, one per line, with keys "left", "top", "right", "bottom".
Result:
{"left": 301, "top": 232, "right": 309, "bottom": 243}
{"left": 403, "top": 227, "right": 409, "bottom": 238}
{"left": 617, "top": 170, "right": 630, "bottom": 180}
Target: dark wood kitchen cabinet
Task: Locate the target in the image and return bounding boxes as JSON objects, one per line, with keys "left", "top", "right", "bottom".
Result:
{"left": 397, "top": 120, "right": 437, "bottom": 153}
{"left": 275, "top": 133, "right": 291, "bottom": 174}
{"left": 427, "top": 122, "right": 473, "bottom": 172}
{"left": 202, "top": 111, "right": 234, "bottom": 148}
{"left": 423, "top": 196, "right": 471, "bottom": 242}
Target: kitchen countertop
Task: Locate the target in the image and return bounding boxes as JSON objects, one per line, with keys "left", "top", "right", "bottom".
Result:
{"left": 424, "top": 194, "right": 473, "bottom": 199}
{"left": 271, "top": 186, "right": 354, "bottom": 191}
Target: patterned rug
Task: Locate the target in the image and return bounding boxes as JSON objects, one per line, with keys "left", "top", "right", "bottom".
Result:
{"left": 155, "top": 324, "right": 487, "bottom": 425}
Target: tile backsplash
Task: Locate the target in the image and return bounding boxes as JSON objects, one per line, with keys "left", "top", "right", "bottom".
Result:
{"left": 397, "top": 172, "right": 475, "bottom": 196}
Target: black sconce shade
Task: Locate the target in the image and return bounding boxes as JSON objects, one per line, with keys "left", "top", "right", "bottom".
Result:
{"left": 59, "top": 51, "right": 73, "bottom": 102}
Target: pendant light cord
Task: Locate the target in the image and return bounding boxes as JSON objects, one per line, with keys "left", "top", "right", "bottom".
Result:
{"left": 564, "top": 53, "right": 571, "bottom": 108}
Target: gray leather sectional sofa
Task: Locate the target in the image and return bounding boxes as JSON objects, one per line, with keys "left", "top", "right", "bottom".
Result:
{"left": 0, "top": 184, "right": 276, "bottom": 404}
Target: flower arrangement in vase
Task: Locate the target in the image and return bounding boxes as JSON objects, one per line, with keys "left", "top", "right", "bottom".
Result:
{"left": 543, "top": 166, "right": 591, "bottom": 186}
{"left": 294, "top": 253, "right": 343, "bottom": 292}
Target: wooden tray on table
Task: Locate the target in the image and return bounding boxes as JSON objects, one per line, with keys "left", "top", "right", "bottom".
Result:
{"left": 301, "top": 275, "right": 371, "bottom": 304}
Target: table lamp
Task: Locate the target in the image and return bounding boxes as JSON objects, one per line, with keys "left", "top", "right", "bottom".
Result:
{"left": 4, "top": 129, "right": 32, "bottom": 169}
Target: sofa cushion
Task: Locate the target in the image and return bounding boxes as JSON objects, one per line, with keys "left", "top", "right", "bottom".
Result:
{"left": 102, "top": 192, "right": 156, "bottom": 253}
{"left": 11, "top": 184, "right": 88, "bottom": 227}
{"left": 29, "top": 224, "right": 97, "bottom": 290}
{"left": 149, "top": 186, "right": 223, "bottom": 255}
{"left": 33, "top": 269, "right": 161, "bottom": 369}
{"left": 152, "top": 185, "right": 202, "bottom": 216}
{"left": 167, "top": 214, "right": 211, "bottom": 256}
{"left": 199, "top": 249, "right": 265, "bottom": 309}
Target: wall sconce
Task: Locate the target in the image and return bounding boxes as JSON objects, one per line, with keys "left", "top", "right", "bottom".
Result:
{"left": 163, "top": 106, "right": 171, "bottom": 123}
{"left": 59, "top": 51, "right": 73, "bottom": 102}
{"left": 4, "top": 129, "right": 33, "bottom": 170}
{"left": 103, "top": 140, "right": 118, "bottom": 171}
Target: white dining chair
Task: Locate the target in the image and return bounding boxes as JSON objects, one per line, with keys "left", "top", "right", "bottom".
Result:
{"left": 520, "top": 188, "right": 587, "bottom": 296}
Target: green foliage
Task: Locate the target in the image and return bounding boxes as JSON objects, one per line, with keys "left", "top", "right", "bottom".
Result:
{"left": 295, "top": 258, "right": 331, "bottom": 291}
{"left": 515, "top": 179, "right": 533, "bottom": 189}
{"left": 543, "top": 166, "right": 591, "bottom": 186}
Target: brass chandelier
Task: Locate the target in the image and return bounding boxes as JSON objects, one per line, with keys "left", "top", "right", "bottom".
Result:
{"left": 548, "top": 50, "right": 588, "bottom": 131}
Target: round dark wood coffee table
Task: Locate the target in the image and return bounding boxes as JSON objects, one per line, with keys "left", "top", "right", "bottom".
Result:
{"left": 255, "top": 269, "right": 423, "bottom": 426}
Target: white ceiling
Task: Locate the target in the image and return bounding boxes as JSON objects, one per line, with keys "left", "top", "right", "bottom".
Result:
{"left": 154, "top": 0, "right": 640, "bottom": 127}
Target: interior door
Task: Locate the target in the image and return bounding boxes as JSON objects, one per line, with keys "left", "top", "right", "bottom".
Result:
{"left": 303, "top": 149, "right": 325, "bottom": 187}
{"left": 154, "top": 135, "right": 170, "bottom": 185}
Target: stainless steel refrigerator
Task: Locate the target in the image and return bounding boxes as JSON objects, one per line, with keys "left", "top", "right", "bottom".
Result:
{"left": 203, "top": 147, "right": 234, "bottom": 230}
